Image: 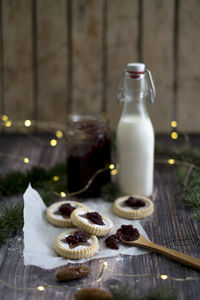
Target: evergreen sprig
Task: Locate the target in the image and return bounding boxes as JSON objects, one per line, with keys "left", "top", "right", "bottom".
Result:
{"left": 101, "top": 182, "right": 121, "bottom": 202}
{"left": 0, "top": 163, "right": 67, "bottom": 198}
{"left": 110, "top": 284, "right": 176, "bottom": 300}
{"left": 155, "top": 143, "right": 200, "bottom": 166}
{"left": 155, "top": 142, "right": 200, "bottom": 222}
{"left": 0, "top": 163, "right": 67, "bottom": 246}
{"left": 176, "top": 167, "right": 200, "bottom": 222}
{"left": 0, "top": 204, "right": 24, "bottom": 245}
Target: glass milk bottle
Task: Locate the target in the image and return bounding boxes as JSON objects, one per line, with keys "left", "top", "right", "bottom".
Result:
{"left": 116, "top": 63, "right": 156, "bottom": 197}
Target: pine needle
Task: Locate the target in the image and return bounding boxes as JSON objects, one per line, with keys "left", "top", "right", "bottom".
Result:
{"left": 0, "top": 204, "right": 24, "bottom": 245}
{"left": 176, "top": 168, "right": 200, "bottom": 221}
{"left": 101, "top": 182, "right": 121, "bottom": 202}
{"left": 110, "top": 283, "right": 176, "bottom": 300}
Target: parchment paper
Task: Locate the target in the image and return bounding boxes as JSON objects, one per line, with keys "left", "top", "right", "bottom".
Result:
{"left": 23, "top": 184, "right": 149, "bottom": 269}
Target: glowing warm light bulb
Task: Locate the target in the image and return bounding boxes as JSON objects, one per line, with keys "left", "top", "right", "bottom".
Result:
{"left": 24, "top": 120, "right": 32, "bottom": 127}
{"left": 111, "top": 169, "right": 118, "bottom": 175}
{"left": 60, "top": 192, "right": 66, "bottom": 197}
{"left": 168, "top": 159, "right": 175, "bottom": 165}
{"left": 37, "top": 286, "right": 45, "bottom": 291}
{"left": 50, "top": 139, "right": 57, "bottom": 147}
{"left": 1, "top": 114, "right": 8, "bottom": 121}
{"left": 55, "top": 130, "right": 63, "bottom": 139}
{"left": 171, "top": 120, "right": 177, "bottom": 128}
{"left": 5, "top": 120, "right": 12, "bottom": 127}
{"left": 171, "top": 131, "right": 178, "bottom": 140}
{"left": 160, "top": 274, "right": 168, "bottom": 280}
{"left": 24, "top": 157, "right": 29, "bottom": 164}
{"left": 109, "top": 164, "right": 115, "bottom": 170}
{"left": 52, "top": 176, "right": 60, "bottom": 182}
{"left": 103, "top": 261, "right": 108, "bottom": 269}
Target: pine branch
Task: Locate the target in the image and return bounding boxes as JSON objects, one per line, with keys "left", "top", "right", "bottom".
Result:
{"left": 176, "top": 167, "right": 200, "bottom": 222}
{"left": 101, "top": 182, "right": 121, "bottom": 202}
{"left": 0, "top": 204, "right": 24, "bottom": 245}
{"left": 110, "top": 283, "right": 176, "bottom": 300}
{"left": 155, "top": 143, "right": 200, "bottom": 166}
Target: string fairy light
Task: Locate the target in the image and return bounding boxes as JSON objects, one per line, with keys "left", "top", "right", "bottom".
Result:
{"left": 52, "top": 176, "right": 60, "bottom": 182}
{"left": 168, "top": 159, "right": 175, "bottom": 165}
{"left": 1, "top": 114, "right": 8, "bottom": 121}
{"left": 37, "top": 286, "right": 45, "bottom": 291}
{"left": 171, "top": 131, "right": 178, "bottom": 140}
{"left": 109, "top": 164, "right": 115, "bottom": 170}
{"left": 111, "top": 169, "right": 118, "bottom": 175}
{"left": 0, "top": 118, "right": 66, "bottom": 138}
{"left": 24, "top": 120, "right": 32, "bottom": 127}
{"left": 103, "top": 261, "right": 108, "bottom": 270}
{"left": 60, "top": 192, "right": 66, "bottom": 197}
{"left": 170, "top": 118, "right": 179, "bottom": 141}
{"left": 109, "top": 163, "right": 118, "bottom": 175}
{"left": 50, "top": 139, "right": 57, "bottom": 147}
{"left": 5, "top": 120, "right": 12, "bottom": 127}
{"left": 171, "top": 120, "right": 177, "bottom": 128}
{"left": 55, "top": 130, "right": 63, "bottom": 139}
{"left": 160, "top": 274, "right": 168, "bottom": 280}
{"left": 24, "top": 157, "right": 29, "bottom": 164}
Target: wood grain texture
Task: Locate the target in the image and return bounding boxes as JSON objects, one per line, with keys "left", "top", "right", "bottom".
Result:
{"left": 0, "top": 135, "right": 200, "bottom": 299}
{"left": 37, "top": 0, "right": 68, "bottom": 124}
{"left": 177, "top": 0, "right": 200, "bottom": 132}
{"left": 71, "top": 0, "right": 103, "bottom": 114}
{"left": 1, "top": 0, "right": 200, "bottom": 132}
{"left": 106, "top": 0, "right": 138, "bottom": 130}
{"left": 2, "top": 0, "right": 33, "bottom": 123}
{"left": 143, "top": 0, "right": 174, "bottom": 133}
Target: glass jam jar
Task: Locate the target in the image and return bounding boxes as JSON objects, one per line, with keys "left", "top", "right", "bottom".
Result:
{"left": 66, "top": 113, "right": 111, "bottom": 197}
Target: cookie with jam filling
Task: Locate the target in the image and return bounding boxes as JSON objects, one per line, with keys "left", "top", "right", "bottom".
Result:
{"left": 113, "top": 195, "right": 154, "bottom": 219}
{"left": 71, "top": 207, "right": 113, "bottom": 236}
{"left": 46, "top": 200, "right": 87, "bottom": 227}
{"left": 54, "top": 229, "right": 99, "bottom": 259}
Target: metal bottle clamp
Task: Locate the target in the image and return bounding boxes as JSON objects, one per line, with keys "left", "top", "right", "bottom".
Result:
{"left": 117, "top": 69, "right": 156, "bottom": 103}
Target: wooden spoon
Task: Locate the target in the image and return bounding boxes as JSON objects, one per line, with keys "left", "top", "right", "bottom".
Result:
{"left": 121, "top": 234, "right": 200, "bottom": 270}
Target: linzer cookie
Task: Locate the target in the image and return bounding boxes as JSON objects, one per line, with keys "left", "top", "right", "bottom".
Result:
{"left": 54, "top": 229, "right": 99, "bottom": 259}
{"left": 113, "top": 195, "right": 154, "bottom": 219}
{"left": 46, "top": 201, "right": 87, "bottom": 227}
{"left": 71, "top": 207, "right": 113, "bottom": 237}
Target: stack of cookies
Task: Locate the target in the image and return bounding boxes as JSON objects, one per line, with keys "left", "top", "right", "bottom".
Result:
{"left": 47, "top": 200, "right": 113, "bottom": 260}
{"left": 47, "top": 195, "right": 154, "bottom": 260}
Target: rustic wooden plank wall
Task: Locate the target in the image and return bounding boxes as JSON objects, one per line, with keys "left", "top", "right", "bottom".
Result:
{"left": 0, "top": 0, "right": 199, "bottom": 133}
{"left": 106, "top": 0, "right": 138, "bottom": 129}
{"left": 177, "top": 0, "right": 200, "bottom": 132}
{"left": 37, "top": 0, "right": 68, "bottom": 124}
{"left": 143, "top": 0, "right": 174, "bottom": 133}
{"left": 2, "top": 0, "right": 33, "bottom": 121}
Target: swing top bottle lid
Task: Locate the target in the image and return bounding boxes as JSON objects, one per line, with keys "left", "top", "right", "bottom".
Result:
{"left": 127, "top": 63, "right": 145, "bottom": 72}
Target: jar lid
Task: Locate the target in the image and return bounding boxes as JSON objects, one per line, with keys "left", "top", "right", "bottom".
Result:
{"left": 127, "top": 63, "right": 145, "bottom": 73}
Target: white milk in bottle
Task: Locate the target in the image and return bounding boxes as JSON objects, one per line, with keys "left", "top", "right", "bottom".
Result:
{"left": 116, "top": 63, "right": 156, "bottom": 196}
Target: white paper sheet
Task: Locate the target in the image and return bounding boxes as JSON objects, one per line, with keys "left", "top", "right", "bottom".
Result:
{"left": 23, "top": 184, "right": 149, "bottom": 269}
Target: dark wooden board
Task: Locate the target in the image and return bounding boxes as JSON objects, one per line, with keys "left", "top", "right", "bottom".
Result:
{"left": 0, "top": 135, "right": 199, "bottom": 300}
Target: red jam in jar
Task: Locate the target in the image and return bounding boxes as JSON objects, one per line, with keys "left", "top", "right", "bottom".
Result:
{"left": 66, "top": 114, "right": 111, "bottom": 197}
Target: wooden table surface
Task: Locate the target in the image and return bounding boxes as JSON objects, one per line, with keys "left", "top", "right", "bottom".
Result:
{"left": 0, "top": 134, "right": 199, "bottom": 300}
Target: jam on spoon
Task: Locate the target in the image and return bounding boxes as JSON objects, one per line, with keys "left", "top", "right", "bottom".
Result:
{"left": 105, "top": 225, "right": 139, "bottom": 249}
